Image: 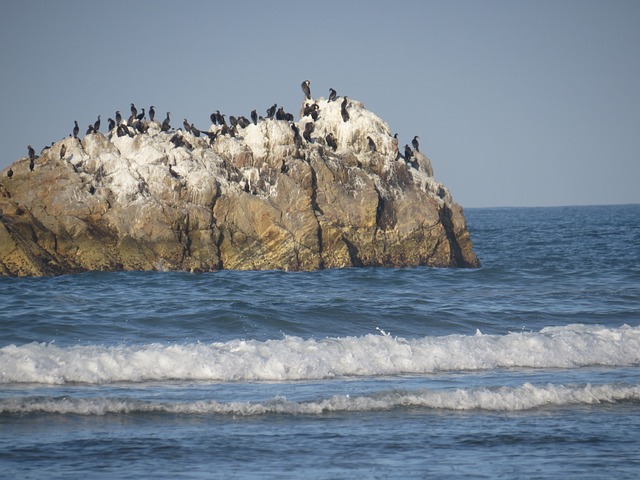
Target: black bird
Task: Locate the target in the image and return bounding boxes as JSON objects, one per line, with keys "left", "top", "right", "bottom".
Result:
{"left": 217, "top": 112, "right": 226, "bottom": 126}
{"left": 28, "top": 145, "right": 35, "bottom": 160}
{"left": 116, "top": 124, "right": 127, "bottom": 137}
{"left": 161, "top": 112, "right": 171, "bottom": 132}
{"left": 86, "top": 125, "right": 94, "bottom": 135}
{"left": 310, "top": 104, "right": 319, "bottom": 121}
{"left": 149, "top": 106, "right": 155, "bottom": 122}
{"left": 340, "top": 97, "right": 349, "bottom": 122}
{"left": 328, "top": 88, "right": 337, "bottom": 102}
{"left": 404, "top": 145, "right": 413, "bottom": 162}
{"left": 115, "top": 111, "right": 122, "bottom": 125}
{"left": 367, "top": 136, "right": 377, "bottom": 153}
{"left": 276, "top": 107, "right": 286, "bottom": 120}
{"left": 210, "top": 112, "right": 218, "bottom": 125}
{"left": 108, "top": 118, "right": 116, "bottom": 131}
{"left": 7, "top": 168, "right": 13, "bottom": 178}
{"left": 94, "top": 115, "right": 101, "bottom": 132}
{"left": 238, "top": 116, "right": 251, "bottom": 128}
{"left": 59, "top": 144, "right": 67, "bottom": 160}
{"left": 130, "top": 103, "right": 137, "bottom": 118}
{"left": 190, "top": 123, "right": 201, "bottom": 137}
{"left": 229, "top": 116, "right": 238, "bottom": 127}
{"left": 412, "top": 135, "right": 420, "bottom": 152}
{"left": 301, "top": 80, "right": 311, "bottom": 100}
{"left": 266, "top": 104, "right": 277, "bottom": 119}
{"left": 250, "top": 109, "right": 258, "bottom": 125}
{"left": 291, "top": 124, "right": 303, "bottom": 148}
{"left": 183, "top": 119, "right": 192, "bottom": 133}
{"left": 73, "top": 120, "right": 79, "bottom": 138}
{"left": 303, "top": 122, "right": 314, "bottom": 143}
{"left": 136, "top": 108, "right": 145, "bottom": 121}
{"left": 326, "top": 133, "right": 337, "bottom": 151}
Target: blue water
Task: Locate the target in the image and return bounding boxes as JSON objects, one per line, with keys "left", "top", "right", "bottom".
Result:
{"left": 1, "top": 204, "right": 639, "bottom": 478}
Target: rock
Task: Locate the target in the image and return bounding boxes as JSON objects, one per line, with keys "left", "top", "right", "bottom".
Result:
{"left": 0, "top": 96, "right": 479, "bottom": 276}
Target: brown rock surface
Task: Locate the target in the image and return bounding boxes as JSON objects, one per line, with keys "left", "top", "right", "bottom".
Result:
{"left": 0, "top": 96, "right": 479, "bottom": 276}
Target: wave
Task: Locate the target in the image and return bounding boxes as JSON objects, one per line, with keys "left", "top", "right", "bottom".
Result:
{"left": 2, "top": 383, "right": 639, "bottom": 415}
{"left": 1, "top": 324, "right": 639, "bottom": 385}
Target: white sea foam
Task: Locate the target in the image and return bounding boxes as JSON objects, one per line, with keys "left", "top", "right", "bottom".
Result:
{"left": 1, "top": 324, "right": 639, "bottom": 385}
{"left": 1, "top": 383, "right": 639, "bottom": 416}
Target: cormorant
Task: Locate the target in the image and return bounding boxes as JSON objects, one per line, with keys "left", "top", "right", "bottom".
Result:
{"left": 136, "top": 108, "right": 145, "bottom": 121}
{"left": 326, "top": 133, "right": 337, "bottom": 151}
{"left": 303, "top": 122, "right": 314, "bottom": 143}
{"left": 161, "top": 112, "right": 171, "bottom": 132}
{"left": 86, "top": 125, "right": 94, "bottom": 135}
{"left": 73, "top": 121, "right": 79, "bottom": 138}
{"left": 251, "top": 109, "right": 258, "bottom": 125}
{"left": 149, "top": 106, "right": 155, "bottom": 122}
{"left": 266, "top": 104, "right": 277, "bottom": 119}
{"left": 28, "top": 145, "right": 35, "bottom": 160}
{"left": 7, "top": 168, "right": 13, "bottom": 178}
{"left": 340, "top": 97, "right": 349, "bottom": 122}
{"left": 60, "top": 144, "right": 67, "bottom": 159}
{"left": 328, "top": 88, "right": 337, "bottom": 102}
{"left": 276, "top": 107, "right": 286, "bottom": 120}
{"left": 130, "top": 103, "right": 137, "bottom": 118}
{"left": 94, "top": 115, "right": 101, "bottom": 132}
{"left": 108, "top": 118, "right": 116, "bottom": 131}
{"left": 238, "top": 116, "right": 250, "bottom": 128}
{"left": 183, "top": 119, "right": 192, "bottom": 133}
{"left": 367, "top": 136, "right": 377, "bottom": 153}
{"left": 412, "top": 135, "right": 420, "bottom": 152}
{"left": 404, "top": 144, "right": 413, "bottom": 162}
{"left": 229, "top": 116, "right": 238, "bottom": 127}
{"left": 301, "top": 80, "right": 311, "bottom": 100}
{"left": 210, "top": 112, "right": 217, "bottom": 125}
{"left": 115, "top": 111, "right": 122, "bottom": 125}
{"left": 190, "top": 124, "right": 201, "bottom": 137}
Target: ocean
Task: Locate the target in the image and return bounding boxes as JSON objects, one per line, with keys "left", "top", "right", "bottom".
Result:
{"left": 1, "top": 204, "right": 639, "bottom": 479}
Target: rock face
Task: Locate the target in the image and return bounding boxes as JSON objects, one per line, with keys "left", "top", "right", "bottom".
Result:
{"left": 0, "top": 96, "right": 479, "bottom": 276}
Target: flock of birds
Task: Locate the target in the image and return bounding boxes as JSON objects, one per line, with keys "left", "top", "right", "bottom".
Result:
{"left": 7, "top": 81, "right": 422, "bottom": 179}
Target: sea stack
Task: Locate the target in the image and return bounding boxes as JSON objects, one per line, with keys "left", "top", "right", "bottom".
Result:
{"left": 0, "top": 90, "right": 479, "bottom": 276}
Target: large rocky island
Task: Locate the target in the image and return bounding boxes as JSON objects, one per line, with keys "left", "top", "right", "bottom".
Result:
{"left": 0, "top": 89, "right": 479, "bottom": 276}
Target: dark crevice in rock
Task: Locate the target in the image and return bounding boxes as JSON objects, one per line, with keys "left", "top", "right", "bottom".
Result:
{"left": 309, "top": 164, "right": 325, "bottom": 269}
{"left": 438, "top": 204, "right": 467, "bottom": 268}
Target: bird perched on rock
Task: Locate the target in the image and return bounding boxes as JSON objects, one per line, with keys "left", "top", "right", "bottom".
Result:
{"left": 161, "top": 112, "right": 171, "bottom": 132}
{"left": 326, "top": 133, "right": 337, "bottom": 151}
{"left": 301, "top": 80, "right": 311, "bottom": 100}
{"left": 183, "top": 119, "right": 191, "bottom": 133}
{"left": 115, "top": 111, "right": 122, "bottom": 125}
{"left": 108, "top": 118, "right": 116, "bottom": 131}
{"left": 250, "top": 110, "right": 258, "bottom": 125}
{"left": 94, "top": 115, "right": 101, "bottom": 132}
{"left": 7, "top": 168, "right": 13, "bottom": 178}
{"left": 149, "top": 106, "right": 155, "bottom": 122}
{"left": 340, "top": 97, "right": 350, "bottom": 122}
{"left": 190, "top": 124, "right": 201, "bottom": 137}
{"left": 59, "top": 144, "right": 67, "bottom": 160}
{"left": 412, "top": 135, "right": 420, "bottom": 152}
{"left": 136, "top": 108, "right": 146, "bottom": 121}
{"left": 404, "top": 145, "right": 413, "bottom": 163}
{"left": 130, "top": 103, "right": 137, "bottom": 118}
{"left": 73, "top": 121, "right": 79, "bottom": 139}
{"left": 328, "top": 88, "right": 337, "bottom": 102}
{"left": 266, "top": 104, "right": 277, "bottom": 119}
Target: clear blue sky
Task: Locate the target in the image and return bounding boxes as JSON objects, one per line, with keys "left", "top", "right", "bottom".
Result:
{"left": 1, "top": 0, "right": 638, "bottom": 208}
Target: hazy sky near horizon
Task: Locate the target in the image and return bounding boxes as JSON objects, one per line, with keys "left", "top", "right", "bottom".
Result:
{"left": 1, "top": 0, "right": 638, "bottom": 208}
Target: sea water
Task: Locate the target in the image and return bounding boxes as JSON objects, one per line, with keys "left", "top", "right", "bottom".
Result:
{"left": 1, "top": 204, "right": 639, "bottom": 479}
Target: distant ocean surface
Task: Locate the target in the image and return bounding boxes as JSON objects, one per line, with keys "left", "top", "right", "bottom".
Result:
{"left": 1, "top": 204, "right": 639, "bottom": 479}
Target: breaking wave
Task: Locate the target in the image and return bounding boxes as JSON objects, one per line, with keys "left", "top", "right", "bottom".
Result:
{"left": 2, "top": 324, "right": 639, "bottom": 385}
{"left": 2, "top": 383, "right": 639, "bottom": 415}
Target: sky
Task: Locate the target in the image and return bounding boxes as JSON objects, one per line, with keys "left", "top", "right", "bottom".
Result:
{"left": 1, "top": 0, "right": 638, "bottom": 208}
